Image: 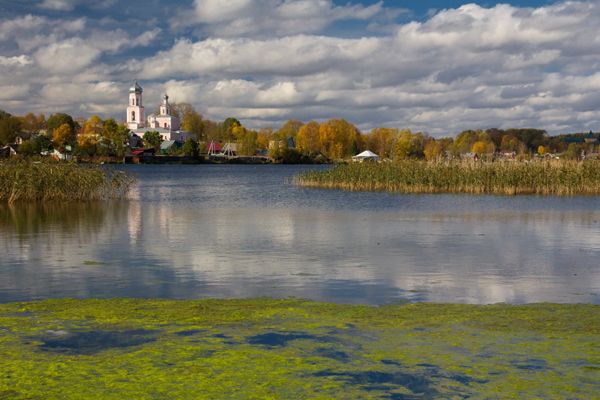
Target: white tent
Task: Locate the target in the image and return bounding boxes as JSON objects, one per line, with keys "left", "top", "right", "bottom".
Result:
{"left": 352, "top": 150, "right": 380, "bottom": 162}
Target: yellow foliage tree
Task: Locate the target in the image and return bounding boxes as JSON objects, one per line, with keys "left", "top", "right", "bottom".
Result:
{"left": 52, "top": 123, "right": 74, "bottom": 152}
{"left": 296, "top": 121, "right": 321, "bottom": 155}
{"left": 367, "top": 127, "right": 398, "bottom": 159}
{"left": 471, "top": 141, "right": 488, "bottom": 155}
{"left": 318, "top": 119, "right": 359, "bottom": 160}
{"left": 423, "top": 139, "right": 443, "bottom": 161}
{"left": 256, "top": 128, "right": 273, "bottom": 150}
{"left": 82, "top": 115, "right": 103, "bottom": 136}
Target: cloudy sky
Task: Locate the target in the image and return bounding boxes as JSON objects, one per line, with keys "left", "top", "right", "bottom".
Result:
{"left": 0, "top": 0, "right": 598, "bottom": 135}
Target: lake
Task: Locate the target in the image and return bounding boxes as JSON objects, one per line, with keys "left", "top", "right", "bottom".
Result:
{"left": 1, "top": 164, "right": 600, "bottom": 305}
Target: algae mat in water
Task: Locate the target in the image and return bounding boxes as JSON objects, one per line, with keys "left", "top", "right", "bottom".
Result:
{"left": 0, "top": 299, "right": 599, "bottom": 399}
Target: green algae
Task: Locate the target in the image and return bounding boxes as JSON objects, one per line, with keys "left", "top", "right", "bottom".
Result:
{"left": 0, "top": 299, "right": 599, "bottom": 399}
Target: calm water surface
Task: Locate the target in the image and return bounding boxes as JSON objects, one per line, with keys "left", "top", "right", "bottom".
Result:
{"left": 1, "top": 164, "right": 600, "bottom": 305}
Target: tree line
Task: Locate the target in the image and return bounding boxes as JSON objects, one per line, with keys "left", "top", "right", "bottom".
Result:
{"left": 1, "top": 105, "right": 598, "bottom": 161}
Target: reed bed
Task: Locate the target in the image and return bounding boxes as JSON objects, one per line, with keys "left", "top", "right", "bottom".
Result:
{"left": 0, "top": 160, "right": 134, "bottom": 203}
{"left": 295, "top": 160, "right": 600, "bottom": 195}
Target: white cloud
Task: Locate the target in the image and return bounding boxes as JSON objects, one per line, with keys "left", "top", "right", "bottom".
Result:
{"left": 34, "top": 38, "right": 101, "bottom": 73}
{"left": 0, "top": 55, "right": 32, "bottom": 67}
{"left": 4, "top": 1, "right": 600, "bottom": 136}
{"left": 173, "top": 0, "right": 388, "bottom": 37}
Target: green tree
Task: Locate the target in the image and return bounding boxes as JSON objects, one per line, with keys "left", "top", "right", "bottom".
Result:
{"left": 47, "top": 113, "right": 77, "bottom": 136}
{"left": 0, "top": 110, "right": 22, "bottom": 145}
{"left": 182, "top": 138, "right": 199, "bottom": 157}
{"left": 564, "top": 143, "right": 580, "bottom": 160}
{"left": 143, "top": 131, "right": 162, "bottom": 149}
{"left": 98, "top": 119, "right": 129, "bottom": 156}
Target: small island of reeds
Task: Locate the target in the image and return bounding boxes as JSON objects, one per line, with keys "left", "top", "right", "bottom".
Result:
{"left": 0, "top": 160, "right": 133, "bottom": 203}
{"left": 296, "top": 160, "right": 600, "bottom": 195}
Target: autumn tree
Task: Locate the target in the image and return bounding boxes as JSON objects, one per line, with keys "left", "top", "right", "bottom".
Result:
{"left": 276, "top": 120, "right": 304, "bottom": 140}
{"left": 233, "top": 125, "right": 258, "bottom": 156}
{"left": 182, "top": 109, "right": 204, "bottom": 141}
{"left": 500, "top": 135, "right": 526, "bottom": 154}
{"left": 367, "top": 127, "right": 398, "bottom": 159}
{"left": 222, "top": 117, "right": 241, "bottom": 141}
{"left": 52, "top": 123, "right": 74, "bottom": 152}
{"left": 394, "top": 130, "right": 425, "bottom": 160}
{"left": 19, "top": 113, "right": 45, "bottom": 133}
{"left": 82, "top": 115, "right": 103, "bottom": 136}
{"left": 47, "top": 113, "right": 77, "bottom": 136}
{"left": 296, "top": 121, "right": 321, "bottom": 155}
{"left": 423, "top": 139, "right": 443, "bottom": 161}
{"left": 537, "top": 145, "right": 547, "bottom": 155}
{"left": 256, "top": 128, "right": 273, "bottom": 150}
{"left": 318, "top": 119, "right": 360, "bottom": 160}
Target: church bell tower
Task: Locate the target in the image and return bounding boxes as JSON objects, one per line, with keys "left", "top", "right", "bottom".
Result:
{"left": 126, "top": 80, "right": 145, "bottom": 130}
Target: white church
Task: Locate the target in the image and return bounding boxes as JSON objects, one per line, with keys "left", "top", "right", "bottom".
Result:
{"left": 126, "top": 81, "right": 195, "bottom": 142}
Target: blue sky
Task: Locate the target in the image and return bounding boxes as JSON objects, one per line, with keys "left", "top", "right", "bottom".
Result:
{"left": 0, "top": 0, "right": 598, "bottom": 135}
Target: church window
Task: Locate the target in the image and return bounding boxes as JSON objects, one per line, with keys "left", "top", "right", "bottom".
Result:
{"left": 132, "top": 111, "right": 136, "bottom": 121}
{"left": 164, "top": 122, "right": 168, "bottom": 128}
{"left": 136, "top": 98, "right": 139, "bottom": 106}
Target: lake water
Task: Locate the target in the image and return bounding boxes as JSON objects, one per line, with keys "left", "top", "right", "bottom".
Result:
{"left": 1, "top": 164, "right": 600, "bottom": 305}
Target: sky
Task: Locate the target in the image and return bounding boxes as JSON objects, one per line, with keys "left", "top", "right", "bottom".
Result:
{"left": 0, "top": 0, "right": 598, "bottom": 136}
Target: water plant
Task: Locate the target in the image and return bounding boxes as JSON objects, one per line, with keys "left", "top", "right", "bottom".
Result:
{"left": 0, "top": 299, "right": 598, "bottom": 399}
{"left": 0, "top": 160, "right": 133, "bottom": 203}
{"left": 295, "top": 160, "right": 600, "bottom": 195}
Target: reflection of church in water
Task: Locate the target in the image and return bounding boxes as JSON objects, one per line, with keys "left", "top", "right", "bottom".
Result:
{"left": 126, "top": 81, "right": 194, "bottom": 142}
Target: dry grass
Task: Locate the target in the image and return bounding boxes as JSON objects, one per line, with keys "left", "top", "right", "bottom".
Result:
{"left": 0, "top": 160, "right": 134, "bottom": 203}
{"left": 295, "top": 160, "right": 600, "bottom": 195}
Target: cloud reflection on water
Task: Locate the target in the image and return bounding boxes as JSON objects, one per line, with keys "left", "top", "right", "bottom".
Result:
{"left": 1, "top": 200, "right": 600, "bottom": 305}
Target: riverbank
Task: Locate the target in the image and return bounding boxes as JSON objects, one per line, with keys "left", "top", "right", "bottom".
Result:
{"left": 0, "top": 160, "right": 133, "bottom": 203}
{"left": 296, "top": 160, "right": 600, "bottom": 195}
{"left": 0, "top": 299, "right": 598, "bottom": 399}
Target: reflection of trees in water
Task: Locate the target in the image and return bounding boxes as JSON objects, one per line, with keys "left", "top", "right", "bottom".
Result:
{"left": 0, "top": 201, "right": 128, "bottom": 237}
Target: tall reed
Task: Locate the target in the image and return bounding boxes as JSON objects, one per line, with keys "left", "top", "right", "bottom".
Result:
{"left": 0, "top": 160, "right": 134, "bottom": 203}
{"left": 295, "top": 160, "right": 600, "bottom": 195}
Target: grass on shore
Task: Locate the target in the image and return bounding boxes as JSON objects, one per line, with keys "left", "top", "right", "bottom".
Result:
{"left": 296, "top": 160, "right": 600, "bottom": 195}
{"left": 0, "top": 298, "right": 599, "bottom": 399}
{"left": 0, "top": 160, "right": 133, "bottom": 203}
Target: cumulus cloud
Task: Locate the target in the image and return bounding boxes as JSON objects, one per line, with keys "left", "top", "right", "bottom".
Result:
{"left": 173, "top": 0, "right": 389, "bottom": 37}
{"left": 34, "top": 38, "right": 101, "bottom": 73}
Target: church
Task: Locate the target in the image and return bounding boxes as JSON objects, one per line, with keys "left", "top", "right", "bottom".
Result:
{"left": 126, "top": 81, "right": 195, "bottom": 142}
